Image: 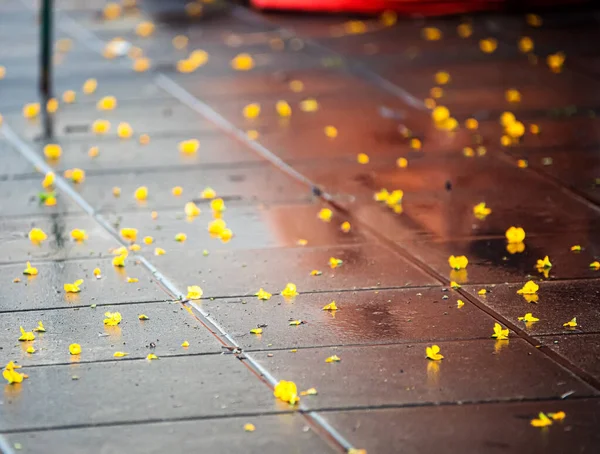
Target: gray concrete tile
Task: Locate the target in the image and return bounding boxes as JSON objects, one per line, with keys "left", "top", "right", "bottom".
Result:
{"left": 32, "top": 133, "right": 260, "bottom": 174}
{"left": 153, "top": 243, "right": 439, "bottom": 298}
{"left": 0, "top": 214, "right": 120, "bottom": 264}
{"left": 3, "top": 98, "right": 218, "bottom": 142}
{"left": 69, "top": 165, "right": 313, "bottom": 213}
{"left": 251, "top": 340, "right": 596, "bottom": 411}
{"left": 0, "top": 140, "right": 33, "bottom": 177}
{"left": 325, "top": 399, "right": 600, "bottom": 454}
{"left": 0, "top": 178, "right": 82, "bottom": 218}
{"left": 111, "top": 203, "right": 368, "bottom": 253}
{"left": 0, "top": 259, "right": 170, "bottom": 312}
{"left": 202, "top": 287, "right": 496, "bottom": 350}
{"left": 3, "top": 414, "right": 334, "bottom": 454}
{"left": 0, "top": 354, "right": 282, "bottom": 432}
{"left": 0, "top": 301, "right": 221, "bottom": 366}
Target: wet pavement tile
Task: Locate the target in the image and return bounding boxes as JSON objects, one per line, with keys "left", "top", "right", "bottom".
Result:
{"left": 3, "top": 414, "right": 334, "bottom": 454}
{"left": 201, "top": 287, "right": 497, "bottom": 350}
{"left": 324, "top": 398, "right": 600, "bottom": 454}
{"left": 153, "top": 242, "right": 439, "bottom": 298}
{"left": 0, "top": 140, "right": 34, "bottom": 177}
{"left": 537, "top": 334, "right": 600, "bottom": 383}
{"left": 0, "top": 214, "right": 121, "bottom": 264}
{"left": 0, "top": 178, "right": 82, "bottom": 218}
{"left": 297, "top": 156, "right": 600, "bottom": 237}
{"left": 465, "top": 280, "right": 600, "bottom": 337}
{"left": 402, "top": 232, "right": 600, "bottom": 285}
{"left": 253, "top": 339, "right": 596, "bottom": 411}
{"left": 0, "top": 354, "right": 283, "bottom": 432}
{"left": 35, "top": 133, "right": 261, "bottom": 173}
{"left": 0, "top": 259, "right": 170, "bottom": 312}
{"left": 3, "top": 97, "right": 219, "bottom": 141}
{"left": 111, "top": 203, "right": 367, "bottom": 252}
{"left": 69, "top": 164, "right": 313, "bottom": 213}
{"left": 0, "top": 301, "right": 222, "bottom": 366}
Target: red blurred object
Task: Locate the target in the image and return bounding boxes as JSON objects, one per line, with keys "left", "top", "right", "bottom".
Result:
{"left": 250, "top": 0, "right": 585, "bottom": 15}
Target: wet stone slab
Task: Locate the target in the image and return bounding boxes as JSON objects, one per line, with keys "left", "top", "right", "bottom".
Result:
{"left": 152, "top": 243, "right": 439, "bottom": 298}
{"left": 0, "top": 214, "right": 121, "bottom": 265}
{"left": 34, "top": 132, "right": 261, "bottom": 174}
{"left": 111, "top": 203, "right": 369, "bottom": 252}
{"left": 537, "top": 334, "right": 600, "bottom": 383}
{"left": 200, "top": 287, "right": 497, "bottom": 350}
{"left": 3, "top": 414, "right": 334, "bottom": 454}
{"left": 0, "top": 179, "right": 82, "bottom": 218}
{"left": 465, "top": 280, "right": 600, "bottom": 336}
{"left": 0, "top": 354, "right": 283, "bottom": 432}
{"left": 4, "top": 97, "right": 219, "bottom": 141}
{"left": 69, "top": 165, "right": 314, "bottom": 213}
{"left": 325, "top": 398, "right": 600, "bottom": 454}
{"left": 0, "top": 259, "right": 170, "bottom": 312}
{"left": 403, "top": 233, "right": 600, "bottom": 286}
{"left": 297, "top": 156, "right": 600, "bottom": 238}
{"left": 252, "top": 340, "right": 596, "bottom": 411}
{"left": 0, "top": 140, "right": 34, "bottom": 177}
{"left": 0, "top": 301, "right": 221, "bottom": 366}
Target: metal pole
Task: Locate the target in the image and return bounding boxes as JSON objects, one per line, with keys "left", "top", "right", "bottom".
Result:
{"left": 40, "top": 0, "right": 53, "bottom": 139}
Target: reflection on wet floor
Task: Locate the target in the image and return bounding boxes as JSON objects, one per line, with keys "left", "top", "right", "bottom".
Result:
{"left": 1, "top": 0, "right": 600, "bottom": 452}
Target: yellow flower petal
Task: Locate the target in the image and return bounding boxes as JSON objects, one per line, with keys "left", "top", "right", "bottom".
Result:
{"left": 69, "top": 343, "right": 81, "bottom": 355}
{"left": 33, "top": 321, "right": 46, "bottom": 332}
{"left": 64, "top": 279, "right": 83, "bottom": 293}
{"left": 517, "top": 280, "right": 539, "bottom": 295}
{"left": 186, "top": 285, "right": 203, "bottom": 300}
{"left": 250, "top": 328, "right": 263, "bottom": 334}
{"left": 70, "top": 229, "right": 88, "bottom": 241}
{"left": 505, "top": 226, "right": 526, "bottom": 243}
{"left": 325, "top": 355, "right": 341, "bottom": 363}
{"left": 231, "top": 53, "right": 254, "bottom": 71}
{"left": 457, "top": 300, "right": 464, "bottom": 308}
{"left": 276, "top": 100, "right": 292, "bottom": 117}
{"left": 23, "top": 261, "right": 38, "bottom": 276}
{"left": 255, "top": 288, "right": 272, "bottom": 301}
{"left": 181, "top": 341, "right": 190, "bottom": 348}
{"left": 425, "top": 345, "right": 444, "bottom": 361}
{"left": 29, "top": 228, "right": 48, "bottom": 244}
{"left": 179, "top": 139, "right": 200, "bottom": 154}
{"left": 154, "top": 247, "right": 166, "bottom": 256}
{"left": 530, "top": 412, "right": 552, "bottom": 428}
{"left": 18, "top": 326, "right": 35, "bottom": 342}
{"left": 146, "top": 353, "right": 159, "bottom": 360}
{"left": 563, "top": 317, "right": 577, "bottom": 328}
{"left": 113, "top": 351, "right": 128, "bottom": 358}
{"left": 103, "top": 311, "right": 122, "bottom": 326}
{"left": 281, "top": 283, "right": 298, "bottom": 298}
{"left": 448, "top": 255, "right": 468, "bottom": 270}
{"left": 274, "top": 380, "right": 300, "bottom": 405}
{"left": 317, "top": 208, "right": 332, "bottom": 222}
{"left": 322, "top": 301, "right": 338, "bottom": 311}
{"left": 491, "top": 322, "right": 509, "bottom": 340}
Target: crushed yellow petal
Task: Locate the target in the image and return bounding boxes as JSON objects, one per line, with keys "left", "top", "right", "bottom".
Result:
{"left": 172, "top": 186, "right": 183, "bottom": 196}
{"left": 531, "top": 412, "right": 552, "bottom": 428}
{"left": 325, "top": 355, "right": 341, "bottom": 363}
{"left": 323, "top": 301, "right": 338, "bottom": 311}
{"left": 43, "top": 144, "right": 62, "bottom": 160}
{"left": 563, "top": 317, "right": 577, "bottom": 328}
{"left": 517, "top": 280, "right": 539, "bottom": 295}
{"left": 93, "top": 268, "right": 102, "bottom": 278}
{"left": 117, "top": 122, "right": 133, "bottom": 139}
{"left": 103, "top": 311, "right": 122, "bottom": 326}
{"left": 154, "top": 247, "right": 166, "bottom": 256}
{"left": 457, "top": 300, "right": 465, "bottom": 308}
{"left": 310, "top": 270, "right": 322, "bottom": 276}
{"left": 396, "top": 157, "right": 408, "bottom": 168}
{"left": 329, "top": 257, "right": 343, "bottom": 269}
{"left": 70, "top": 229, "right": 88, "bottom": 241}
{"left": 341, "top": 221, "right": 351, "bottom": 233}
{"left": 256, "top": 288, "right": 272, "bottom": 300}
{"left": 69, "top": 343, "right": 82, "bottom": 355}
{"left": 113, "top": 351, "right": 128, "bottom": 358}
{"left": 112, "top": 253, "right": 127, "bottom": 267}
{"left": 23, "top": 261, "right": 38, "bottom": 276}
{"left": 29, "top": 228, "right": 48, "bottom": 244}
{"left": 126, "top": 277, "right": 139, "bottom": 283}
{"left": 18, "top": 326, "right": 35, "bottom": 342}
{"left": 175, "top": 233, "right": 187, "bottom": 242}
{"left": 518, "top": 313, "right": 539, "bottom": 323}
{"left": 186, "top": 285, "right": 203, "bottom": 300}
{"left": 250, "top": 328, "right": 263, "bottom": 334}
{"left": 181, "top": 341, "right": 190, "bottom": 347}
{"left": 281, "top": 283, "right": 299, "bottom": 298}
{"left": 274, "top": 380, "right": 299, "bottom": 405}
{"left": 146, "top": 353, "right": 159, "bottom": 360}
